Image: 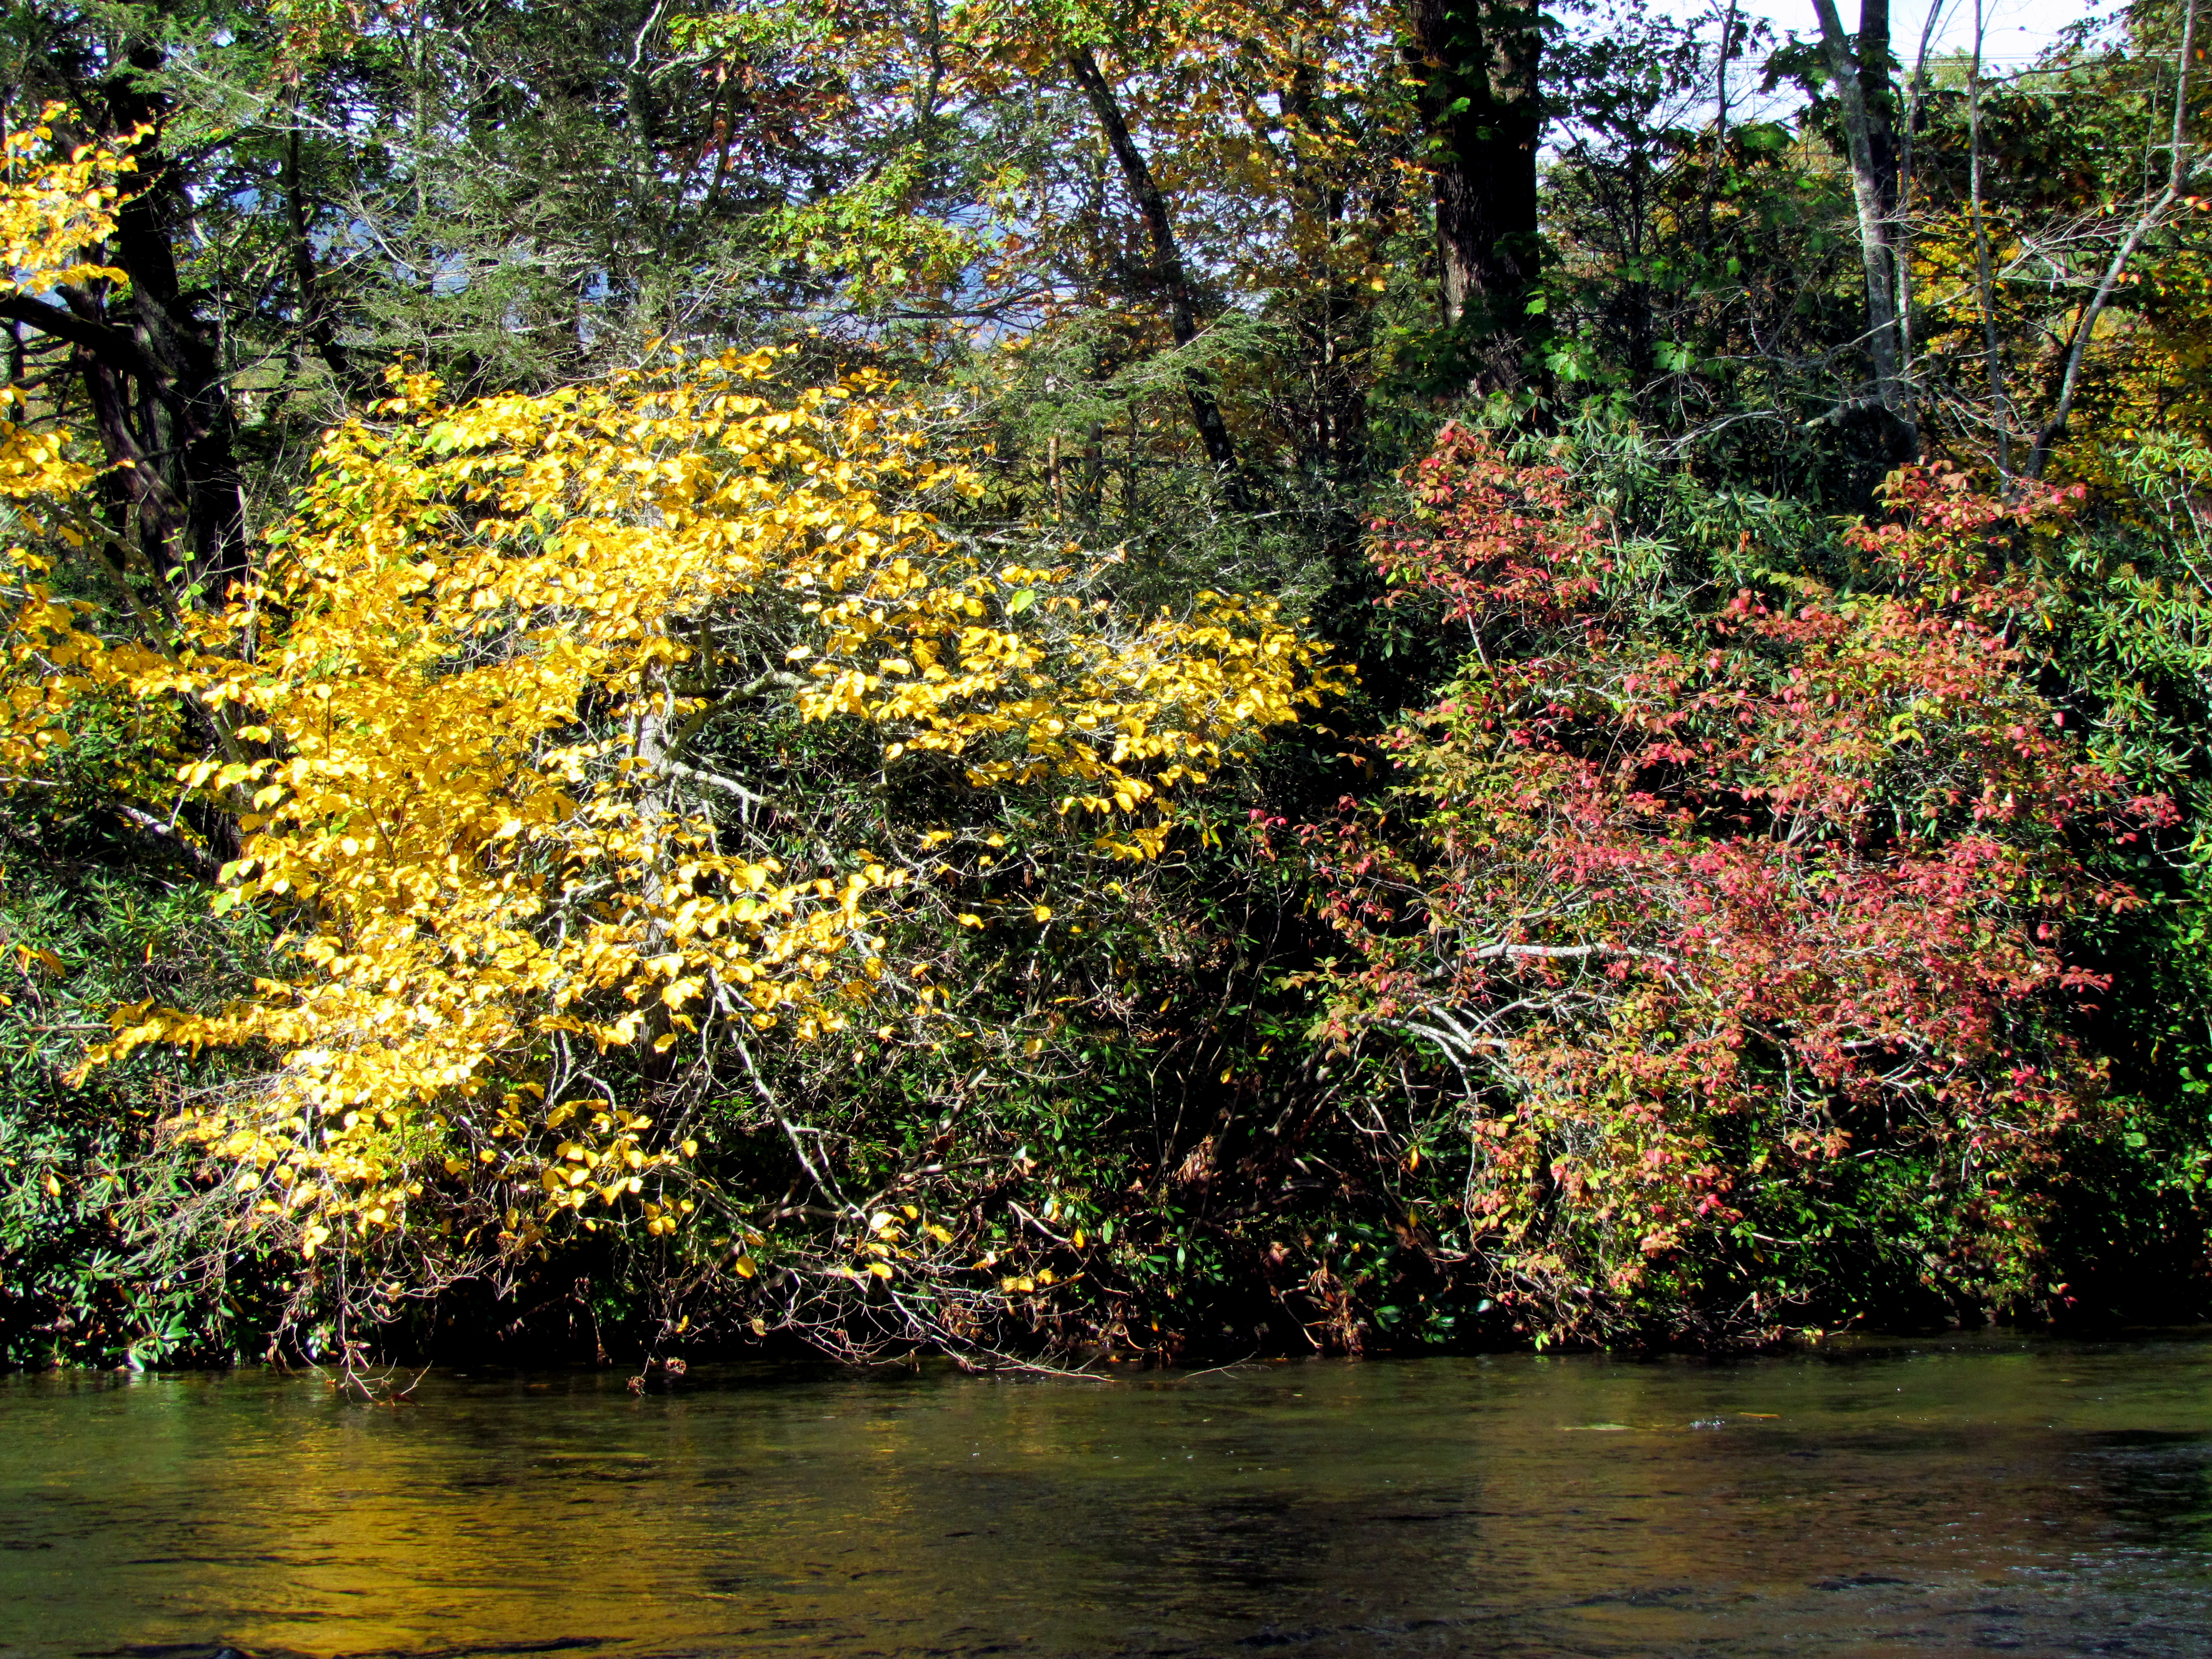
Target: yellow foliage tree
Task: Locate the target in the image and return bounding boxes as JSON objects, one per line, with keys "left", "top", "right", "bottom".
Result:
{"left": 6, "top": 339, "right": 1340, "bottom": 1267}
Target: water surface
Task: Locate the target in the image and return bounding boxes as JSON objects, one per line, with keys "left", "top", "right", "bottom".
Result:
{"left": 4, "top": 1334, "right": 2209, "bottom": 1657}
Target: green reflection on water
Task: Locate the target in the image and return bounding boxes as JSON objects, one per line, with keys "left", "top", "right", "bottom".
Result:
{"left": 4, "top": 1334, "right": 2211, "bottom": 1658}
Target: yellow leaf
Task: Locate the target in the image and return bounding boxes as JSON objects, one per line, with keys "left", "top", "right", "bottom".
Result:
{"left": 27, "top": 338, "right": 1342, "bottom": 1284}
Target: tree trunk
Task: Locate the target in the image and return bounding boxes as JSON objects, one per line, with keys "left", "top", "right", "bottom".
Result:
{"left": 1064, "top": 46, "right": 1247, "bottom": 506}
{"left": 1407, "top": 0, "right": 1542, "bottom": 387}
{"left": 98, "top": 40, "right": 249, "bottom": 598}
{"left": 0, "top": 38, "right": 251, "bottom": 601}
{"left": 1810, "top": 0, "right": 1915, "bottom": 453}
{"left": 1857, "top": 0, "right": 1901, "bottom": 219}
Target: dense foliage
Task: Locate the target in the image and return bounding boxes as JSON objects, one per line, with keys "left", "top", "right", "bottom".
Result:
{"left": 5, "top": 0, "right": 2212, "bottom": 1370}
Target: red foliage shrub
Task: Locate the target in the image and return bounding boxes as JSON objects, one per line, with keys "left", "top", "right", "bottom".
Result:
{"left": 1306, "top": 430, "right": 2171, "bottom": 1342}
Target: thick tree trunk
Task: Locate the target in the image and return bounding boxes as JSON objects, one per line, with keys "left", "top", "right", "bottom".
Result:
{"left": 1810, "top": 0, "right": 1916, "bottom": 453}
{"left": 101, "top": 42, "right": 248, "bottom": 598}
{"left": 1407, "top": 0, "right": 1542, "bottom": 386}
{"left": 1857, "top": 0, "right": 1901, "bottom": 218}
{"left": 0, "top": 37, "right": 250, "bottom": 601}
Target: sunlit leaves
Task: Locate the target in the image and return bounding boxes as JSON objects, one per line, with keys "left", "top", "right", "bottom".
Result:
{"left": 0, "top": 109, "right": 132, "bottom": 306}
{"left": 7, "top": 350, "right": 1334, "bottom": 1272}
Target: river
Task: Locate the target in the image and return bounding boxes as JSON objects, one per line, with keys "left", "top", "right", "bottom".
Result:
{"left": 2, "top": 1333, "right": 2208, "bottom": 1657}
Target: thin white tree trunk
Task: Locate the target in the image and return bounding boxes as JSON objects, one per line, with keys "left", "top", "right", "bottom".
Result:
{"left": 2026, "top": 0, "right": 2197, "bottom": 479}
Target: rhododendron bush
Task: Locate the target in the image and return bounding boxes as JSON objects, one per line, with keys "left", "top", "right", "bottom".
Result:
{"left": 1306, "top": 427, "right": 2172, "bottom": 1342}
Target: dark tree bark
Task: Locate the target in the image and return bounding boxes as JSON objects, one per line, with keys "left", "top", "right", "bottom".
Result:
{"left": 1811, "top": 0, "right": 1915, "bottom": 452}
{"left": 1064, "top": 45, "right": 1248, "bottom": 505}
{"left": 1407, "top": 0, "right": 1543, "bottom": 386}
{"left": 98, "top": 40, "right": 248, "bottom": 597}
{"left": 4, "top": 33, "right": 250, "bottom": 601}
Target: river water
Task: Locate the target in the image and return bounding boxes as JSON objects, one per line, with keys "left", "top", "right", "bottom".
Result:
{"left": 2, "top": 1334, "right": 2208, "bottom": 1658}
